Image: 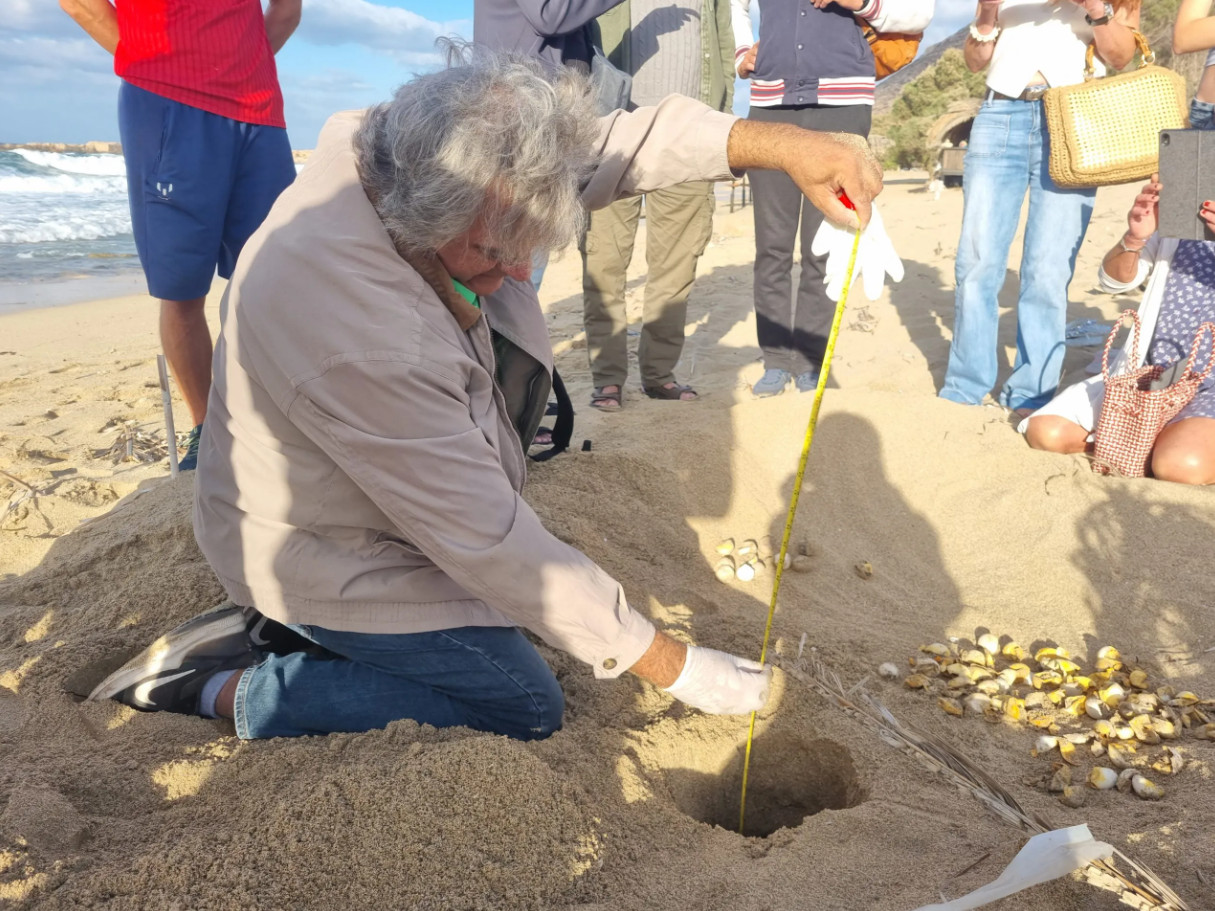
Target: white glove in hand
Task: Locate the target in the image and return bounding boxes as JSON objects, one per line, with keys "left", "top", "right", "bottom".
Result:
{"left": 663, "top": 645, "right": 772, "bottom": 715}
{"left": 810, "top": 203, "right": 904, "bottom": 302}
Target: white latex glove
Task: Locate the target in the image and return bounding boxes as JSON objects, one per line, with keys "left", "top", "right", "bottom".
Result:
{"left": 811, "top": 203, "right": 904, "bottom": 302}
{"left": 663, "top": 645, "right": 772, "bottom": 715}
{"left": 811, "top": 212, "right": 856, "bottom": 302}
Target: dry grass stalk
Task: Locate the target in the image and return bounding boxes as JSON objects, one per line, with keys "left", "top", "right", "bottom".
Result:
{"left": 848, "top": 306, "right": 879, "bottom": 333}
{"left": 0, "top": 468, "right": 59, "bottom": 534}
{"left": 782, "top": 652, "right": 1191, "bottom": 911}
{"left": 96, "top": 420, "right": 169, "bottom": 465}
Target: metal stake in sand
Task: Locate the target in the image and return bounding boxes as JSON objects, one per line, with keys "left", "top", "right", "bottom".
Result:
{"left": 157, "top": 354, "right": 180, "bottom": 478}
{"left": 738, "top": 199, "right": 862, "bottom": 835}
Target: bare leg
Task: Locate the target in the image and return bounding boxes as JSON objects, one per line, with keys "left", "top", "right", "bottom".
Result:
{"left": 1024, "top": 414, "right": 1091, "bottom": 454}
{"left": 215, "top": 669, "right": 242, "bottom": 719}
{"left": 1150, "top": 417, "right": 1215, "bottom": 485}
{"left": 160, "top": 297, "right": 211, "bottom": 427}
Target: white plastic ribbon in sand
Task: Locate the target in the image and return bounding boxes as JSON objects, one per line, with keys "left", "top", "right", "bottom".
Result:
{"left": 911, "top": 824, "right": 1113, "bottom": 911}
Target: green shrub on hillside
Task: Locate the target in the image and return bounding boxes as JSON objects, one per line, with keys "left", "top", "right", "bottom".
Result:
{"left": 1138, "top": 0, "right": 1181, "bottom": 41}
{"left": 873, "top": 49, "right": 986, "bottom": 169}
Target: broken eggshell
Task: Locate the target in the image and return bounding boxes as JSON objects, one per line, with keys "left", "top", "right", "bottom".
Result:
{"left": 714, "top": 557, "right": 736, "bottom": 582}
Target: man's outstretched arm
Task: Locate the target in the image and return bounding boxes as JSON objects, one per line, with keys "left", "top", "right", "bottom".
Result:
{"left": 586, "top": 95, "right": 882, "bottom": 229}
{"left": 727, "top": 120, "right": 882, "bottom": 229}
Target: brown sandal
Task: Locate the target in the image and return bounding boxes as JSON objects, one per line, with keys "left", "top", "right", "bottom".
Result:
{"left": 643, "top": 382, "right": 698, "bottom": 401}
{"left": 590, "top": 386, "right": 622, "bottom": 411}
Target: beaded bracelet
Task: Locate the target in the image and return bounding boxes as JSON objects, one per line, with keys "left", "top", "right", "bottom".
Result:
{"left": 968, "top": 22, "right": 1001, "bottom": 42}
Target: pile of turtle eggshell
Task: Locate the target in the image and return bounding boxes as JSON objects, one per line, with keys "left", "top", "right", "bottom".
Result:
{"left": 713, "top": 536, "right": 807, "bottom": 584}
{"left": 880, "top": 635, "right": 1215, "bottom": 809}
{"left": 713, "top": 536, "right": 874, "bottom": 584}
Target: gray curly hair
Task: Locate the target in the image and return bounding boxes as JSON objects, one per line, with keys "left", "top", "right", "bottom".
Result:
{"left": 353, "top": 44, "right": 600, "bottom": 263}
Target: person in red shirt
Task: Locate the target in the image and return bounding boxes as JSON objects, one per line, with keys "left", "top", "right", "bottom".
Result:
{"left": 60, "top": 0, "right": 301, "bottom": 471}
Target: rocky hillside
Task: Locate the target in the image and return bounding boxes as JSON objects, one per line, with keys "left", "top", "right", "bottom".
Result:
{"left": 874, "top": 28, "right": 967, "bottom": 117}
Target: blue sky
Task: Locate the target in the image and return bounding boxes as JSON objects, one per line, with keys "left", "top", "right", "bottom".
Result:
{"left": 0, "top": 0, "right": 974, "bottom": 145}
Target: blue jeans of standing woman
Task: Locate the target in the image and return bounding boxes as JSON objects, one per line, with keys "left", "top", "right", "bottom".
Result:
{"left": 939, "top": 98, "right": 1096, "bottom": 411}
{"left": 1191, "top": 98, "right": 1215, "bottom": 131}
{"left": 233, "top": 624, "right": 565, "bottom": 741}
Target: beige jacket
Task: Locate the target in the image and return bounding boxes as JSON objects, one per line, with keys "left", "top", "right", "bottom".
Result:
{"left": 194, "top": 96, "right": 738, "bottom": 679}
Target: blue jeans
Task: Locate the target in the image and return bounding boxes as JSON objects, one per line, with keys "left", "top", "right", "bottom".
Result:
{"left": 233, "top": 624, "right": 564, "bottom": 741}
{"left": 1191, "top": 98, "right": 1215, "bottom": 131}
{"left": 940, "top": 99, "right": 1096, "bottom": 410}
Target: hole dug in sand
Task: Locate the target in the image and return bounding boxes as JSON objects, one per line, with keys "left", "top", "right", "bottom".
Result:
{"left": 638, "top": 723, "right": 867, "bottom": 838}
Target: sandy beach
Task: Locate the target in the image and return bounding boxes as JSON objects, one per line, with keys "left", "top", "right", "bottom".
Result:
{"left": 1, "top": 173, "right": 1213, "bottom": 910}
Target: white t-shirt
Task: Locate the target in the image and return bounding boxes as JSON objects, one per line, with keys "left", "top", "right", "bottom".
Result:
{"left": 987, "top": 0, "right": 1103, "bottom": 97}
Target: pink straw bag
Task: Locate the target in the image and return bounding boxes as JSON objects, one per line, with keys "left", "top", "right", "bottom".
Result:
{"left": 1092, "top": 310, "right": 1215, "bottom": 477}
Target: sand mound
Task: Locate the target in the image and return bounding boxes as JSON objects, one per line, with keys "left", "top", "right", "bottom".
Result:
{"left": 2, "top": 178, "right": 1213, "bottom": 909}
{"left": 3, "top": 412, "right": 1211, "bottom": 909}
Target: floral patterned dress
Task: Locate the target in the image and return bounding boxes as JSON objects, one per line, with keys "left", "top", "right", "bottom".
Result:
{"left": 1150, "top": 240, "right": 1215, "bottom": 423}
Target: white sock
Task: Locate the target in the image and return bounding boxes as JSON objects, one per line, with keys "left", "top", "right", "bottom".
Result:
{"left": 198, "top": 669, "right": 238, "bottom": 718}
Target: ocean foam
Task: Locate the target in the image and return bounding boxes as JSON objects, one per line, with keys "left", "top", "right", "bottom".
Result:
{"left": 0, "top": 173, "right": 128, "bottom": 195}
{"left": 0, "top": 150, "right": 131, "bottom": 245}
{"left": 0, "top": 200, "right": 131, "bottom": 244}
{"left": 10, "top": 149, "right": 127, "bottom": 177}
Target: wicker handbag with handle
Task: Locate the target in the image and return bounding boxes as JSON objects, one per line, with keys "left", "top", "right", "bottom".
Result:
{"left": 1092, "top": 310, "right": 1215, "bottom": 477}
{"left": 1042, "top": 32, "right": 1188, "bottom": 189}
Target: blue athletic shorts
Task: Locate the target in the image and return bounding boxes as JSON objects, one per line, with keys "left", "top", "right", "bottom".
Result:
{"left": 118, "top": 81, "right": 296, "bottom": 301}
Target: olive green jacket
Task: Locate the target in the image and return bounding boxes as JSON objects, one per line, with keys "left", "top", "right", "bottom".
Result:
{"left": 596, "top": 0, "right": 734, "bottom": 113}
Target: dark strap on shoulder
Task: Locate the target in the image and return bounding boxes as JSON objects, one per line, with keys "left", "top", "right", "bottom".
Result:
{"left": 530, "top": 368, "right": 575, "bottom": 462}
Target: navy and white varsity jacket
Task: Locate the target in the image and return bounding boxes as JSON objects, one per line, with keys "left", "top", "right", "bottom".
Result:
{"left": 731, "top": 0, "right": 934, "bottom": 107}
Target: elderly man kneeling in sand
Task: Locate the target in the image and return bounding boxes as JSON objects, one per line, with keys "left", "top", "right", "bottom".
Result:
{"left": 89, "top": 49, "right": 881, "bottom": 739}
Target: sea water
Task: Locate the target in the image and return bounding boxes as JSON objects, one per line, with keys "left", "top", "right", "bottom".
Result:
{"left": 0, "top": 149, "right": 139, "bottom": 291}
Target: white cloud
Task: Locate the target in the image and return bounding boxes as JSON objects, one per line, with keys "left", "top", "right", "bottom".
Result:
{"left": 278, "top": 67, "right": 385, "bottom": 146}
{"left": 935, "top": 0, "right": 979, "bottom": 21}
{"left": 2, "top": 0, "right": 83, "bottom": 34}
{"left": 287, "top": 69, "right": 377, "bottom": 95}
{"left": 0, "top": 35, "right": 114, "bottom": 80}
{"left": 922, "top": 2, "right": 973, "bottom": 51}
{"left": 297, "top": 0, "right": 471, "bottom": 64}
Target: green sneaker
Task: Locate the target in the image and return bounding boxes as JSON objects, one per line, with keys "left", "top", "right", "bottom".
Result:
{"left": 178, "top": 423, "right": 202, "bottom": 472}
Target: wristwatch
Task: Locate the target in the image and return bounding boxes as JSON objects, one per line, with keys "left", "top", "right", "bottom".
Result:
{"left": 1085, "top": 1, "right": 1114, "bottom": 26}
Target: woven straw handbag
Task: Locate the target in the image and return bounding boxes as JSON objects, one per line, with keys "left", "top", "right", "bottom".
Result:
{"left": 1042, "top": 32, "right": 1188, "bottom": 189}
{"left": 1092, "top": 310, "right": 1215, "bottom": 477}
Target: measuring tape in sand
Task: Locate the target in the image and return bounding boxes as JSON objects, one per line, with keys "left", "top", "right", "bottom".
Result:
{"left": 738, "top": 195, "right": 862, "bottom": 835}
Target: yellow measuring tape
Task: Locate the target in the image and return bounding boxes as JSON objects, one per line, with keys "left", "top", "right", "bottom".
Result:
{"left": 738, "top": 215, "right": 862, "bottom": 835}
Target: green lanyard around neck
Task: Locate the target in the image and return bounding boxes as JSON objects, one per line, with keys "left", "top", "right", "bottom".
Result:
{"left": 451, "top": 279, "right": 480, "bottom": 309}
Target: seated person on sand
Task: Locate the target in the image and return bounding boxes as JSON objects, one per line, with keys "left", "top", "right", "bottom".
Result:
{"left": 87, "top": 47, "right": 882, "bottom": 739}
{"left": 1021, "top": 176, "right": 1215, "bottom": 486}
